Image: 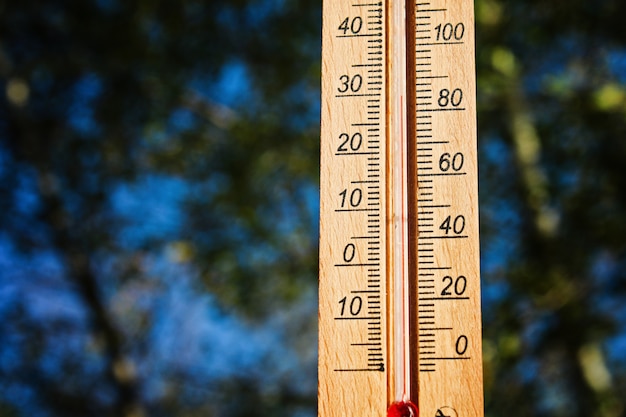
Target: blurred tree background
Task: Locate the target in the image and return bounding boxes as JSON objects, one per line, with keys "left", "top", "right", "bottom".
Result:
{"left": 0, "top": 0, "right": 625, "bottom": 416}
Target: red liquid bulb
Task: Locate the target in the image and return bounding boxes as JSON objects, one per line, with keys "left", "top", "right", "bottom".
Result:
{"left": 387, "top": 401, "right": 419, "bottom": 417}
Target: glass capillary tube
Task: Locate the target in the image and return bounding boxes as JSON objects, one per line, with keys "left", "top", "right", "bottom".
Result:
{"left": 389, "top": 0, "right": 410, "bottom": 405}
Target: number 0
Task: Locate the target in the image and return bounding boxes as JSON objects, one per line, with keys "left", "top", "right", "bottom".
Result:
{"left": 343, "top": 243, "right": 356, "bottom": 263}
{"left": 456, "top": 335, "right": 468, "bottom": 355}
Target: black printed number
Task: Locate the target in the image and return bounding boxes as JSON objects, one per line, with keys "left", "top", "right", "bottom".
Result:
{"left": 438, "top": 152, "right": 464, "bottom": 172}
{"left": 339, "top": 296, "right": 363, "bottom": 316}
{"left": 339, "top": 188, "right": 363, "bottom": 208}
{"left": 338, "top": 17, "right": 363, "bottom": 35}
{"left": 456, "top": 335, "right": 468, "bottom": 355}
{"left": 338, "top": 74, "right": 363, "bottom": 93}
{"left": 343, "top": 243, "right": 356, "bottom": 263}
{"left": 441, "top": 275, "right": 467, "bottom": 296}
{"left": 439, "top": 215, "right": 466, "bottom": 235}
{"left": 434, "top": 22, "right": 465, "bottom": 41}
{"left": 337, "top": 132, "right": 363, "bottom": 152}
{"left": 438, "top": 88, "right": 463, "bottom": 107}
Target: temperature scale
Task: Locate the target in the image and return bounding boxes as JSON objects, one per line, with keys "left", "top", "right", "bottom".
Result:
{"left": 319, "top": 1, "right": 483, "bottom": 416}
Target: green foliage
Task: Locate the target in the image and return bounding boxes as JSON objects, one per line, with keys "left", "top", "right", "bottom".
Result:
{"left": 477, "top": 0, "right": 626, "bottom": 415}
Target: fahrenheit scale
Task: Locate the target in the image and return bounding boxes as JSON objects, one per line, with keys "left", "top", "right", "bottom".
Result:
{"left": 319, "top": 1, "right": 483, "bottom": 416}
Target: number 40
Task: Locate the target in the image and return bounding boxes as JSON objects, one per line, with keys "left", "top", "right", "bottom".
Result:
{"left": 439, "top": 215, "right": 466, "bottom": 235}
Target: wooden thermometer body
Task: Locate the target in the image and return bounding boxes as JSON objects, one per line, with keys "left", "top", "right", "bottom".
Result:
{"left": 319, "top": 1, "right": 483, "bottom": 416}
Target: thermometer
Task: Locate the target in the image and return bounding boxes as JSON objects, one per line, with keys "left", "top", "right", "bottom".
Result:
{"left": 318, "top": 1, "right": 483, "bottom": 416}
